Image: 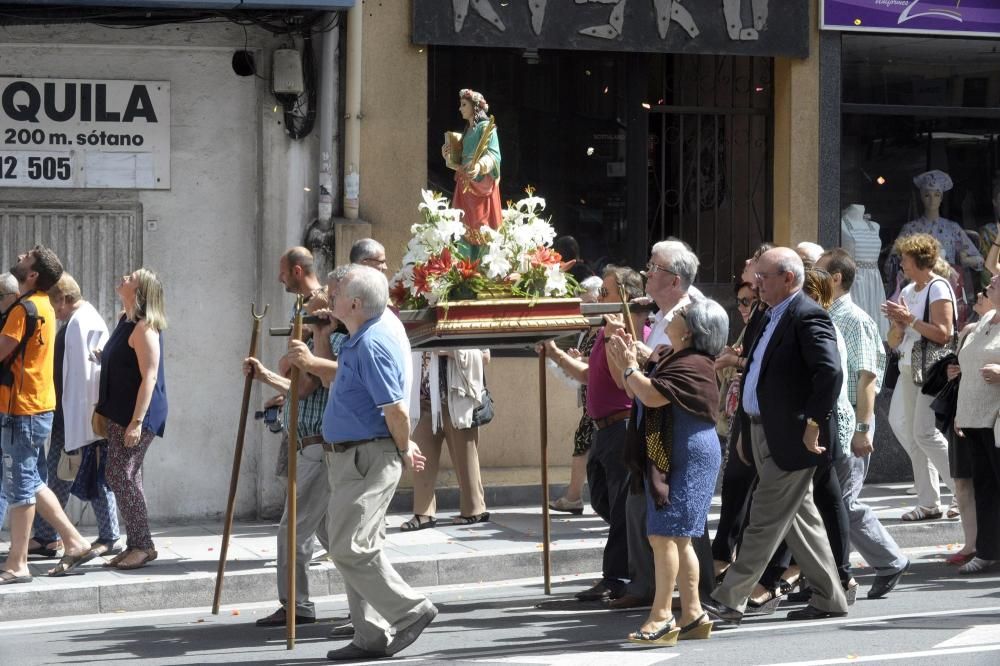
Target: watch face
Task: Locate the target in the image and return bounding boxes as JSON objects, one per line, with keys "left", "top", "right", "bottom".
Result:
{"left": 855, "top": 423, "right": 870, "bottom": 433}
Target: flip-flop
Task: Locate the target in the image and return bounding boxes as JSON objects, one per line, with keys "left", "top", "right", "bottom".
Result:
{"left": 0, "top": 570, "right": 32, "bottom": 585}
{"left": 48, "top": 549, "right": 99, "bottom": 577}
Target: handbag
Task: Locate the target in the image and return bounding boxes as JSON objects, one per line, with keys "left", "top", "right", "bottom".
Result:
{"left": 910, "top": 279, "right": 958, "bottom": 386}
{"left": 92, "top": 408, "right": 109, "bottom": 438}
{"left": 57, "top": 449, "right": 82, "bottom": 482}
{"left": 470, "top": 386, "right": 494, "bottom": 428}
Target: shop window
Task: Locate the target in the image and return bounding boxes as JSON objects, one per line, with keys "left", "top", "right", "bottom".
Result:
{"left": 841, "top": 34, "right": 1000, "bottom": 311}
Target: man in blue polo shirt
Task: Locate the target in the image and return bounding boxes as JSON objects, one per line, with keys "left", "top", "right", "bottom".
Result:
{"left": 321, "top": 264, "right": 435, "bottom": 661}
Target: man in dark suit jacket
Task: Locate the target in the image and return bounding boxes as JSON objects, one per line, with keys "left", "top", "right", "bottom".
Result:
{"left": 705, "top": 247, "right": 849, "bottom": 624}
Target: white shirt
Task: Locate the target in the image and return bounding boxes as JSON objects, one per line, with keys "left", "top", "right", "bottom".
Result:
{"left": 898, "top": 277, "right": 955, "bottom": 365}
{"left": 62, "top": 302, "right": 109, "bottom": 452}
{"left": 646, "top": 289, "right": 701, "bottom": 351}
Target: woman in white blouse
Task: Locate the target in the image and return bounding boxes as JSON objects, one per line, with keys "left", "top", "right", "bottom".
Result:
{"left": 949, "top": 273, "right": 1000, "bottom": 575}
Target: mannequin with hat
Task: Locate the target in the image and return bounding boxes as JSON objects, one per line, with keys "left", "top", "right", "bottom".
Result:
{"left": 889, "top": 170, "right": 983, "bottom": 326}
{"left": 841, "top": 204, "right": 890, "bottom": 339}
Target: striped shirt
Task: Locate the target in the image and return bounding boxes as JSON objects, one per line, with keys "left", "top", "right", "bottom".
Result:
{"left": 289, "top": 332, "right": 346, "bottom": 440}
{"left": 829, "top": 294, "right": 886, "bottom": 406}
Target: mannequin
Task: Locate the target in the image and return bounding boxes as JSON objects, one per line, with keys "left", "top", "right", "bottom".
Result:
{"left": 890, "top": 170, "right": 983, "bottom": 326}
{"left": 841, "top": 204, "right": 890, "bottom": 339}
{"left": 977, "top": 181, "right": 1000, "bottom": 289}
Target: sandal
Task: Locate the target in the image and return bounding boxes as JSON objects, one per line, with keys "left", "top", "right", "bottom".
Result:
{"left": 901, "top": 505, "right": 942, "bottom": 522}
{"left": 105, "top": 548, "right": 134, "bottom": 567}
{"left": 89, "top": 539, "right": 123, "bottom": 558}
{"left": 27, "top": 540, "right": 63, "bottom": 559}
{"left": 452, "top": 512, "right": 490, "bottom": 525}
{"left": 400, "top": 515, "right": 437, "bottom": 532}
{"left": 678, "top": 613, "right": 712, "bottom": 640}
{"left": 946, "top": 499, "right": 961, "bottom": 519}
{"left": 959, "top": 557, "right": 997, "bottom": 575}
{"left": 115, "top": 548, "right": 158, "bottom": 570}
{"left": 628, "top": 618, "right": 680, "bottom": 645}
{"left": 746, "top": 587, "right": 782, "bottom": 616}
{"left": 48, "top": 548, "right": 99, "bottom": 577}
{"left": 946, "top": 551, "right": 976, "bottom": 566}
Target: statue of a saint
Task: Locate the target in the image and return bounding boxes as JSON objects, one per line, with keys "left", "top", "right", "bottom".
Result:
{"left": 441, "top": 88, "right": 502, "bottom": 244}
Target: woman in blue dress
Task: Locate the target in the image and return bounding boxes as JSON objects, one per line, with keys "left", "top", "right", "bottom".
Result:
{"left": 607, "top": 298, "right": 728, "bottom": 646}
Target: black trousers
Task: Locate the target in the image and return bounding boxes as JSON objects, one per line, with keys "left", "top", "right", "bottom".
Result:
{"left": 587, "top": 420, "right": 630, "bottom": 582}
{"left": 966, "top": 428, "right": 1000, "bottom": 560}
{"left": 712, "top": 428, "right": 756, "bottom": 563}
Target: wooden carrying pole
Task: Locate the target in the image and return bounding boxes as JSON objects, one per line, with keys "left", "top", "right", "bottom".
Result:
{"left": 617, "top": 284, "right": 637, "bottom": 340}
{"left": 539, "top": 347, "right": 552, "bottom": 594}
{"left": 285, "top": 296, "right": 305, "bottom": 650}
{"left": 213, "top": 303, "right": 268, "bottom": 615}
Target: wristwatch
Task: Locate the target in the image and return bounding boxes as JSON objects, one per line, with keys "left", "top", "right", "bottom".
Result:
{"left": 623, "top": 366, "right": 639, "bottom": 381}
{"left": 855, "top": 422, "right": 871, "bottom": 433}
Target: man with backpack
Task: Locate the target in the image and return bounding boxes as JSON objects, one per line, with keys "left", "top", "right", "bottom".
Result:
{"left": 1, "top": 246, "right": 93, "bottom": 584}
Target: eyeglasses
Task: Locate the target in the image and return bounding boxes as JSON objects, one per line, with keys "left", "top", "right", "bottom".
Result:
{"left": 754, "top": 271, "right": 787, "bottom": 281}
{"left": 645, "top": 262, "right": 675, "bottom": 276}
{"left": 0, "top": 292, "right": 15, "bottom": 299}
{"left": 736, "top": 297, "right": 755, "bottom": 308}
{"left": 598, "top": 286, "right": 609, "bottom": 298}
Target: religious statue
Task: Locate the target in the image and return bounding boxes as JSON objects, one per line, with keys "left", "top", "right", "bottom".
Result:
{"left": 441, "top": 88, "right": 503, "bottom": 245}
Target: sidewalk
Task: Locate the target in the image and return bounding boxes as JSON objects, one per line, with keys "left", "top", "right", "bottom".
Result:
{"left": 0, "top": 483, "right": 964, "bottom": 622}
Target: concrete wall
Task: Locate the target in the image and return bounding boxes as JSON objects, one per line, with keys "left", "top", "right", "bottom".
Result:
{"left": 0, "top": 22, "right": 317, "bottom": 522}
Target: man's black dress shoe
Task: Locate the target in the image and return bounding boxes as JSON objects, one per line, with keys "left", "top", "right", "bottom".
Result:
{"left": 326, "top": 643, "right": 388, "bottom": 661}
{"left": 785, "top": 605, "right": 848, "bottom": 621}
{"left": 254, "top": 608, "right": 316, "bottom": 627}
{"left": 700, "top": 598, "right": 743, "bottom": 626}
{"left": 575, "top": 579, "right": 623, "bottom": 601}
{"left": 867, "top": 560, "right": 910, "bottom": 599}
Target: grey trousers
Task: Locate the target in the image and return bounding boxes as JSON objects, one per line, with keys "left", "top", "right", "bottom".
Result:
{"left": 277, "top": 444, "right": 332, "bottom": 618}
{"left": 326, "top": 438, "right": 432, "bottom": 652}
{"left": 714, "top": 422, "right": 848, "bottom": 614}
{"left": 834, "top": 451, "right": 907, "bottom": 575}
{"left": 624, "top": 486, "right": 655, "bottom": 599}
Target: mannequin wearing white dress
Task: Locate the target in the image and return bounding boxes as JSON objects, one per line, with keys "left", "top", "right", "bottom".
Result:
{"left": 841, "top": 204, "right": 890, "bottom": 339}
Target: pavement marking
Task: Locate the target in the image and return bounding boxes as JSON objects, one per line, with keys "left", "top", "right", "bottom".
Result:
{"left": 759, "top": 643, "right": 1000, "bottom": 665}
{"left": 935, "top": 624, "right": 1000, "bottom": 648}
{"left": 474, "top": 651, "right": 678, "bottom": 664}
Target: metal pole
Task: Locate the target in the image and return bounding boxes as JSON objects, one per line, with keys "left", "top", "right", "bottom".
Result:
{"left": 213, "top": 303, "right": 268, "bottom": 615}
{"left": 539, "top": 346, "right": 552, "bottom": 595}
{"left": 286, "top": 296, "right": 305, "bottom": 650}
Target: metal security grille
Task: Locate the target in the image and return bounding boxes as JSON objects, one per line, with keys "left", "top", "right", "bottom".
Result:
{"left": 0, "top": 204, "right": 142, "bottom": 328}
{"left": 648, "top": 54, "right": 773, "bottom": 285}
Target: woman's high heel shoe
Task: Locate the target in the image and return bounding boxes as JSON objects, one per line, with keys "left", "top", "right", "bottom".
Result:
{"left": 678, "top": 613, "right": 713, "bottom": 640}
{"left": 628, "top": 619, "right": 681, "bottom": 646}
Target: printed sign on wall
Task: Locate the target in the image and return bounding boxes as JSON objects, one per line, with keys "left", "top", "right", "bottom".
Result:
{"left": 0, "top": 78, "right": 170, "bottom": 189}
{"left": 822, "top": 1, "right": 1000, "bottom": 38}
{"left": 414, "top": 0, "right": 809, "bottom": 58}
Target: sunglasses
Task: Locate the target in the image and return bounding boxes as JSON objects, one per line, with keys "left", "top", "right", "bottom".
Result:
{"left": 737, "top": 297, "right": 755, "bottom": 308}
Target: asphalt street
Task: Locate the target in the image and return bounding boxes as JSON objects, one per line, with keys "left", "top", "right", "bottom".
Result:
{"left": 3, "top": 546, "right": 1000, "bottom": 666}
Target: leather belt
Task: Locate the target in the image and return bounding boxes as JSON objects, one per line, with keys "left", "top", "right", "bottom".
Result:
{"left": 594, "top": 409, "right": 630, "bottom": 430}
{"left": 300, "top": 434, "right": 332, "bottom": 452}
{"left": 855, "top": 261, "right": 878, "bottom": 270}
{"left": 332, "top": 437, "right": 379, "bottom": 453}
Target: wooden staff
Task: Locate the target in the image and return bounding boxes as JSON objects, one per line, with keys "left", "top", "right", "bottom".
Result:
{"left": 539, "top": 345, "right": 552, "bottom": 595}
{"left": 285, "top": 295, "right": 305, "bottom": 650}
{"left": 213, "top": 303, "right": 268, "bottom": 615}
{"left": 617, "top": 284, "right": 637, "bottom": 340}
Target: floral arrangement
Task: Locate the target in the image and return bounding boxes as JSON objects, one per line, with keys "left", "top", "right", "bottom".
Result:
{"left": 390, "top": 188, "right": 576, "bottom": 309}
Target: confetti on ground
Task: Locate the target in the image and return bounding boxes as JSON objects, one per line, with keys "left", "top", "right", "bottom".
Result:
{"left": 231, "top": 609, "right": 240, "bottom": 616}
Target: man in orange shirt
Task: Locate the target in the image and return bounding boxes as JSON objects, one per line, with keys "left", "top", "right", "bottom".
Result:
{"left": 0, "top": 246, "right": 93, "bottom": 584}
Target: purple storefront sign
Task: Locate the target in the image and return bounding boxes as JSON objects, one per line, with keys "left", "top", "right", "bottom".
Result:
{"left": 822, "top": 1, "right": 1000, "bottom": 38}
